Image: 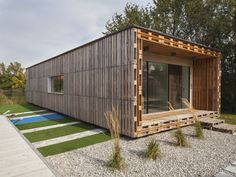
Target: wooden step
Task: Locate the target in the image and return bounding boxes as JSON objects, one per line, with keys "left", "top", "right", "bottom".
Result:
{"left": 212, "top": 123, "right": 236, "bottom": 134}
{"left": 199, "top": 118, "right": 225, "bottom": 129}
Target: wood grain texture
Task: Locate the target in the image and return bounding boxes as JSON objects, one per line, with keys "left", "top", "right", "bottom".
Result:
{"left": 192, "top": 57, "right": 221, "bottom": 112}
{"left": 26, "top": 28, "right": 135, "bottom": 137}
{"left": 26, "top": 27, "right": 221, "bottom": 138}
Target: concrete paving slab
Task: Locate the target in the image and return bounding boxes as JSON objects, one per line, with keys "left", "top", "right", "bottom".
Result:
{"left": 0, "top": 115, "right": 56, "bottom": 177}
{"left": 5, "top": 109, "right": 47, "bottom": 116}
{"left": 33, "top": 128, "right": 106, "bottom": 148}
{"left": 225, "top": 166, "right": 236, "bottom": 174}
{"left": 21, "top": 121, "right": 81, "bottom": 133}
{"left": 215, "top": 172, "right": 234, "bottom": 177}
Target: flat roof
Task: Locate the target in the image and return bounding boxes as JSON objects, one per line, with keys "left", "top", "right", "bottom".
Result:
{"left": 27, "top": 25, "right": 220, "bottom": 69}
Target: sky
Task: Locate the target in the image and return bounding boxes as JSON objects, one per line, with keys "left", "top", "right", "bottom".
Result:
{"left": 0, "top": 0, "right": 152, "bottom": 68}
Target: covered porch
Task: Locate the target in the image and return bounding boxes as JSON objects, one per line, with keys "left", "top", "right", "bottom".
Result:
{"left": 133, "top": 26, "right": 221, "bottom": 137}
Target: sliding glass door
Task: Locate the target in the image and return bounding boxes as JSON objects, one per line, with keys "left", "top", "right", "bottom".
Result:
{"left": 168, "top": 65, "right": 182, "bottom": 109}
{"left": 143, "top": 61, "right": 168, "bottom": 113}
{"left": 182, "top": 66, "right": 190, "bottom": 107}
{"left": 143, "top": 61, "right": 190, "bottom": 114}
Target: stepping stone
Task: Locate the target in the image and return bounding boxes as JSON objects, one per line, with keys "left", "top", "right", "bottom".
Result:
{"left": 225, "top": 166, "right": 236, "bottom": 174}
{"left": 213, "top": 123, "right": 236, "bottom": 134}
{"left": 5, "top": 110, "right": 47, "bottom": 117}
{"left": 215, "top": 172, "right": 234, "bottom": 177}
{"left": 33, "top": 128, "right": 106, "bottom": 148}
{"left": 21, "top": 121, "right": 81, "bottom": 133}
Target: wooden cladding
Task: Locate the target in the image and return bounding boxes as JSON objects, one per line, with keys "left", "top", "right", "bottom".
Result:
{"left": 26, "top": 28, "right": 136, "bottom": 137}
{"left": 135, "top": 27, "right": 221, "bottom": 137}
{"left": 192, "top": 57, "right": 221, "bottom": 112}
{"left": 137, "top": 29, "right": 220, "bottom": 58}
{"left": 26, "top": 26, "right": 221, "bottom": 138}
{"left": 133, "top": 29, "right": 144, "bottom": 136}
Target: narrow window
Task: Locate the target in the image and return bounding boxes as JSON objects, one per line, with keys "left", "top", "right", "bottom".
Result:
{"left": 48, "top": 75, "right": 64, "bottom": 93}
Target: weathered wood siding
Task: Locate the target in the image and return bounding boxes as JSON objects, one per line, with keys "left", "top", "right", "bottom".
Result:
{"left": 26, "top": 28, "right": 135, "bottom": 137}
{"left": 26, "top": 26, "right": 221, "bottom": 138}
{"left": 192, "top": 57, "right": 221, "bottom": 112}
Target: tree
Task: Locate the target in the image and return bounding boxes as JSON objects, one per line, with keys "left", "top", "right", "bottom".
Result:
{"left": 0, "top": 62, "right": 11, "bottom": 89}
{"left": 104, "top": 0, "right": 236, "bottom": 113}
{"left": 104, "top": 3, "right": 152, "bottom": 35}
{"left": 0, "top": 62, "right": 26, "bottom": 89}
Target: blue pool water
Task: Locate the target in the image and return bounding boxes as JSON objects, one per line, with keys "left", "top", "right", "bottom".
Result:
{"left": 11, "top": 113, "right": 65, "bottom": 125}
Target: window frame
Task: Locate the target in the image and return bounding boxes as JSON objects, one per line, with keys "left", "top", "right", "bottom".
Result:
{"left": 48, "top": 75, "right": 64, "bottom": 94}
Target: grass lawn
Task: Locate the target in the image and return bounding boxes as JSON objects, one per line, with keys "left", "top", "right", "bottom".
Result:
{"left": 220, "top": 114, "right": 236, "bottom": 125}
{"left": 24, "top": 123, "right": 96, "bottom": 142}
{"left": 38, "top": 132, "right": 111, "bottom": 156}
{"left": 16, "top": 117, "right": 78, "bottom": 130}
{"left": 0, "top": 103, "right": 43, "bottom": 114}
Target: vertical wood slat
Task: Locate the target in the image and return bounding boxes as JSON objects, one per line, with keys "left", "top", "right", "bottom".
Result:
{"left": 192, "top": 57, "right": 220, "bottom": 112}
{"left": 134, "top": 29, "right": 143, "bottom": 135}
{"left": 25, "top": 26, "right": 221, "bottom": 138}
{"left": 25, "top": 28, "right": 135, "bottom": 137}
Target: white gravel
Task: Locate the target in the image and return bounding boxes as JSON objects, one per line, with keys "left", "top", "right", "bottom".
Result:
{"left": 46, "top": 126, "right": 236, "bottom": 177}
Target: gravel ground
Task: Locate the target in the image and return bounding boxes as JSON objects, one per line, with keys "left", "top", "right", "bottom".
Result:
{"left": 47, "top": 126, "right": 236, "bottom": 177}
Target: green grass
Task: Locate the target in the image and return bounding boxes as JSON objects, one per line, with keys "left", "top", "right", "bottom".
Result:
{"left": 16, "top": 117, "right": 77, "bottom": 130}
{"left": 24, "top": 123, "right": 96, "bottom": 142}
{"left": 38, "top": 132, "right": 111, "bottom": 156}
{"left": 220, "top": 114, "right": 236, "bottom": 125}
{"left": 0, "top": 103, "right": 43, "bottom": 114}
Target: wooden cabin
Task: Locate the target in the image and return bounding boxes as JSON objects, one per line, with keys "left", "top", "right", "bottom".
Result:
{"left": 26, "top": 26, "right": 221, "bottom": 138}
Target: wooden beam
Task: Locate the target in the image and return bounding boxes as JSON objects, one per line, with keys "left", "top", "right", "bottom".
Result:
{"left": 137, "top": 29, "right": 220, "bottom": 58}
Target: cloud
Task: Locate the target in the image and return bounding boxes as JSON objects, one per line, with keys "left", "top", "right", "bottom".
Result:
{"left": 0, "top": 0, "right": 152, "bottom": 68}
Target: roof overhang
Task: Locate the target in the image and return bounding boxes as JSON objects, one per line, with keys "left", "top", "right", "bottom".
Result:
{"left": 134, "top": 27, "right": 221, "bottom": 59}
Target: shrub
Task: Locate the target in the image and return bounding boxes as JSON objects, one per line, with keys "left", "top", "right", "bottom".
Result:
{"left": 174, "top": 128, "right": 188, "bottom": 147}
{"left": 195, "top": 120, "right": 204, "bottom": 139}
{"left": 182, "top": 98, "right": 204, "bottom": 139}
{"left": 145, "top": 139, "right": 162, "bottom": 160}
{"left": 168, "top": 101, "right": 189, "bottom": 147}
{"left": 0, "top": 90, "right": 13, "bottom": 105}
{"left": 105, "top": 106, "right": 125, "bottom": 170}
{"left": 108, "top": 146, "right": 124, "bottom": 170}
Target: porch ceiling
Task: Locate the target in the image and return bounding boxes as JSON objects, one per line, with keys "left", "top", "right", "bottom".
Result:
{"left": 143, "top": 41, "right": 215, "bottom": 60}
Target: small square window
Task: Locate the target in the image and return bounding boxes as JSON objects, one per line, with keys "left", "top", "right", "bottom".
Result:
{"left": 48, "top": 75, "right": 64, "bottom": 93}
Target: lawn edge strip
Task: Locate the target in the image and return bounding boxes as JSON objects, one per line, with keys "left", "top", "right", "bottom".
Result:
{"left": 21, "top": 121, "right": 81, "bottom": 133}
{"left": 8, "top": 111, "right": 51, "bottom": 118}
{"left": 33, "top": 128, "right": 105, "bottom": 148}
{"left": 5, "top": 109, "right": 47, "bottom": 116}
{"left": 24, "top": 123, "right": 96, "bottom": 143}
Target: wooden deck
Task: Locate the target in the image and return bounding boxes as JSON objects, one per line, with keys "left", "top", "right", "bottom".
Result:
{"left": 138, "top": 109, "right": 219, "bottom": 137}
